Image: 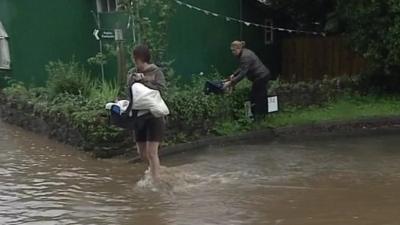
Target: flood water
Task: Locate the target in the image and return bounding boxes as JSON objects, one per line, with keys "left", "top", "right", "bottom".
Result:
{"left": 1, "top": 121, "right": 400, "bottom": 225}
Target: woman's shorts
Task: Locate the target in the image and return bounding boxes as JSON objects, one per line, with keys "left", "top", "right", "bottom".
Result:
{"left": 135, "top": 116, "right": 165, "bottom": 142}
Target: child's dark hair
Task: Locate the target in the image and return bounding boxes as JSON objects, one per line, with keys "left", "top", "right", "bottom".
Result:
{"left": 133, "top": 45, "right": 151, "bottom": 63}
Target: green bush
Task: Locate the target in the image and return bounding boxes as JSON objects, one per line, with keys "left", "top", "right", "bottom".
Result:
{"left": 89, "top": 79, "right": 121, "bottom": 103}
{"left": 0, "top": 59, "right": 374, "bottom": 149}
{"left": 46, "top": 59, "right": 94, "bottom": 98}
{"left": 163, "top": 70, "right": 252, "bottom": 138}
{"left": 2, "top": 80, "right": 31, "bottom": 102}
{"left": 2, "top": 70, "right": 123, "bottom": 147}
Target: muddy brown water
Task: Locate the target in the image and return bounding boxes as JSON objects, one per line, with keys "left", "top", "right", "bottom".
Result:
{"left": 1, "top": 121, "right": 400, "bottom": 225}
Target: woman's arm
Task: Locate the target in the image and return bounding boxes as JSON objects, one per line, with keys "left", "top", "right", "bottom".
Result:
{"left": 231, "top": 55, "right": 252, "bottom": 85}
{"left": 140, "top": 70, "right": 166, "bottom": 91}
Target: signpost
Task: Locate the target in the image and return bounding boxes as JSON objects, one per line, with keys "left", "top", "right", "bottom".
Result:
{"left": 114, "top": 29, "right": 126, "bottom": 86}
{"left": 92, "top": 28, "right": 126, "bottom": 86}
{"left": 93, "top": 29, "right": 116, "bottom": 40}
{"left": 91, "top": 11, "right": 105, "bottom": 80}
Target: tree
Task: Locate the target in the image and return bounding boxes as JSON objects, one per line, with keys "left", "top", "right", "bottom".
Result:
{"left": 119, "top": 0, "right": 175, "bottom": 65}
{"left": 337, "top": 0, "right": 400, "bottom": 68}
{"left": 270, "top": 0, "right": 337, "bottom": 31}
{"left": 335, "top": 0, "right": 400, "bottom": 92}
{"left": 89, "top": 0, "right": 175, "bottom": 71}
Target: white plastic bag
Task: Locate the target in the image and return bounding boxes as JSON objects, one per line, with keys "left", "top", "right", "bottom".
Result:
{"left": 131, "top": 83, "right": 169, "bottom": 117}
{"left": 105, "top": 100, "right": 130, "bottom": 114}
{"left": 0, "top": 22, "right": 10, "bottom": 70}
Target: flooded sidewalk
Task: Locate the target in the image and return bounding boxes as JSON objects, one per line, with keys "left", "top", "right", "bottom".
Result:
{"left": 1, "top": 121, "right": 400, "bottom": 225}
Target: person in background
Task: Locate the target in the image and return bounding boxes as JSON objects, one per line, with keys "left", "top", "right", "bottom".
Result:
{"left": 128, "top": 45, "right": 166, "bottom": 182}
{"left": 223, "top": 40, "right": 271, "bottom": 120}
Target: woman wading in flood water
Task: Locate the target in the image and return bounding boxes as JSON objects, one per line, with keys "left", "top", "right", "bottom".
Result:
{"left": 127, "top": 45, "right": 167, "bottom": 183}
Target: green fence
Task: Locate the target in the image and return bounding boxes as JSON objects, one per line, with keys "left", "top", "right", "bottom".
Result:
{"left": 0, "top": 0, "right": 98, "bottom": 85}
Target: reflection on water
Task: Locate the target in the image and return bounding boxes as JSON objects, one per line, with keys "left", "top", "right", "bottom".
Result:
{"left": 1, "top": 121, "right": 400, "bottom": 225}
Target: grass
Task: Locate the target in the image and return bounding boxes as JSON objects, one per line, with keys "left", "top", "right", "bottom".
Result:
{"left": 213, "top": 94, "right": 400, "bottom": 136}
{"left": 262, "top": 95, "right": 400, "bottom": 128}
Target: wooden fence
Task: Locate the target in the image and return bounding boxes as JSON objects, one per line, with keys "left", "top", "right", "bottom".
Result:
{"left": 280, "top": 36, "right": 367, "bottom": 81}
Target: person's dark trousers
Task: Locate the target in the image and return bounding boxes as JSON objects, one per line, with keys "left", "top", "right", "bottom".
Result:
{"left": 250, "top": 77, "right": 268, "bottom": 120}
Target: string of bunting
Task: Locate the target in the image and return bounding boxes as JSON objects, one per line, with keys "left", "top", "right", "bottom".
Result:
{"left": 174, "top": 0, "right": 326, "bottom": 36}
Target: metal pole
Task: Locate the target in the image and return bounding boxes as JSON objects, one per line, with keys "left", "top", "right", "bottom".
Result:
{"left": 131, "top": 16, "right": 136, "bottom": 44}
{"left": 131, "top": 0, "right": 137, "bottom": 44}
{"left": 136, "top": 1, "right": 141, "bottom": 43}
{"left": 115, "top": 29, "right": 126, "bottom": 87}
{"left": 91, "top": 10, "right": 105, "bottom": 81}
{"left": 240, "top": 0, "right": 243, "bottom": 39}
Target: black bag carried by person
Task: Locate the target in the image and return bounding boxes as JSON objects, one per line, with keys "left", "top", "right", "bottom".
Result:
{"left": 204, "top": 80, "right": 225, "bottom": 95}
{"left": 109, "top": 108, "right": 152, "bottom": 131}
{"left": 109, "top": 81, "right": 154, "bottom": 131}
{"left": 109, "top": 106, "right": 136, "bottom": 130}
{"left": 109, "top": 82, "right": 137, "bottom": 130}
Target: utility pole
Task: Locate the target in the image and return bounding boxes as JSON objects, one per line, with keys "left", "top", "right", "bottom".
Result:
{"left": 115, "top": 29, "right": 126, "bottom": 87}
{"left": 91, "top": 10, "right": 105, "bottom": 81}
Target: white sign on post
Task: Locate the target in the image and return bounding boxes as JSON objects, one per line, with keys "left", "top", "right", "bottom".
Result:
{"left": 0, "top": 21, "right": 10, "bottom": 70}
{"left": 244, "top": 96, "right": 279, "bottom": 118}
{"left": 268, "top": 96, "right": 279, "bottom": 113}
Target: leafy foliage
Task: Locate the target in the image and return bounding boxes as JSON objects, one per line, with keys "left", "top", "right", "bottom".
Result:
{"left": 163, "top": 70, "right": 251, "bottom": 137}
{"left": 46, "top": 59, "right": 94, "bottom": 98}
{"left": 90, "top": 0, "right": 175, "bottom": 70}
{"left": 1, "top": 58, "right": 376, "bottom": 149}
{"left": 270, "top": 0, "right": 336, "bottom": 31}
{"left": 338, "top": 0, "right": 400, "bottom": 67}
{"left": 336, "top": 0, "right": 400, "bottom": 92}
{"left": 134, "top": 0, "right": 175, "bottom": 64}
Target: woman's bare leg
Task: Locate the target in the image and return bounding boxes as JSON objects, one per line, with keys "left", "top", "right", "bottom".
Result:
{"left": 146, "top": 142, "right": 161, "bottom": 182}
{"left": 136, "top": 142, "right": 148, "bottom": 164}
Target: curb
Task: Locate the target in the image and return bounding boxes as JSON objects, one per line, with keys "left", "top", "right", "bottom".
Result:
{"left": 129, "top": 129, "right": 276, "bottom": 163}
{"left": 129, "top": 116, "right": 400, "bottom": 163}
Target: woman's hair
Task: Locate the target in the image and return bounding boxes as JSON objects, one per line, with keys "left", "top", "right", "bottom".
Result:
{"left": 231, "top": 40, "right": 246, "bottom": 48}
{"left": 133, "top": 45, "right": 151, "bottom": 63}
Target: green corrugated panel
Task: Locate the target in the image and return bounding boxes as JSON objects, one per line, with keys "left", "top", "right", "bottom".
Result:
{"left": 167, "top": 0, "right": 242, "bottom": 77}
{"left": 0, "top": 0, "right": 98, "bottom": 86}
{"left": 0, "top": 0, "right": 273, "bottom": 85}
